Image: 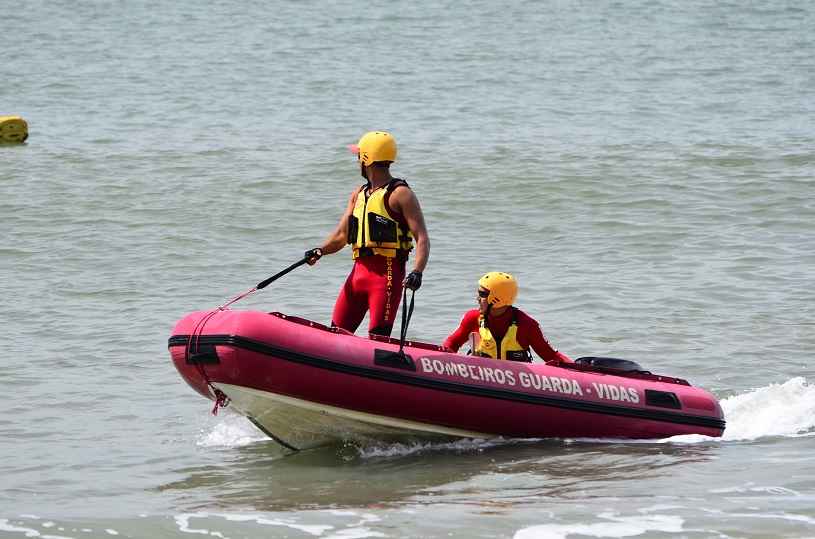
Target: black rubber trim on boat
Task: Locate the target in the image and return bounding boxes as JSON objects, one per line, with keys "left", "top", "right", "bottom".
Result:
{"left": 168, "top": 335, "right": 726, "bottom": 431}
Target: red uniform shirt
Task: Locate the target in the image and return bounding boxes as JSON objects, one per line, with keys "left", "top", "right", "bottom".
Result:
{"left": 443, "top": 308, "right": 571, "bottom": 364}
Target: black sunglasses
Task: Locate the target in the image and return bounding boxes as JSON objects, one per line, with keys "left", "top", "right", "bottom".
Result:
{"left": 478, "top": 289, "right": 490, "bottom": 298}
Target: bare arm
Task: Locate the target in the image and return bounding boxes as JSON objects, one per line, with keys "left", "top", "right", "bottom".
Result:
{"left": 391, "top": 187, "right": 430, "bottom": 273}
{"left": 318, "top": 189, "right": 358, "bottom": 256}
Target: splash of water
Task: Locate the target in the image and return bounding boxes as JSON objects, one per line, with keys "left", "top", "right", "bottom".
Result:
{"left": 196, "top": 412, "right": 267, "bottom": 448}
{"left": 668, "top": 376, "right": 815, "bottom": 443}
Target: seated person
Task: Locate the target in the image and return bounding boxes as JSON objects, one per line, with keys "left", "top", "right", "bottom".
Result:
{"left": 443, "top": 272, "right": 571, "bottom": 364}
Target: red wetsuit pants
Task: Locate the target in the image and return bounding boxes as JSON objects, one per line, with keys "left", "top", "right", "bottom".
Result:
{"left": 331, "top": 255, "right": 406, "bottom": 336}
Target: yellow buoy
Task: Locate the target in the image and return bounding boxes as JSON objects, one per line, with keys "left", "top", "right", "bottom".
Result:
{"left": 0, "top": 116, "right": 29, "bottom": 143}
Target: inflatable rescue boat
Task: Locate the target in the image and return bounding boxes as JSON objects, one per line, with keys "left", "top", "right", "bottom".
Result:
{"left": 169, "top": 309, "right": 725, "bottom": 450}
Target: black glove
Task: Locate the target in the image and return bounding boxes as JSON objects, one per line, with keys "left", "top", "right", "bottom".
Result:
{"left": 304, "top": 248, "right": 323, "bottom": 266}
{"left": 404, "top": 270, "right": 422, "bottom": 291}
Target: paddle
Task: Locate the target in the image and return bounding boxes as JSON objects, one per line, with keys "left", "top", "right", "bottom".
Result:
{"left": 256, "top": 257, "right": 310, "bottom": 290}
{"left": 217, "top": 255, "right": 310, "bottom": 310}
{"left": 397, "top": 287, "right": 416, "bottom": 356}
{"left": 372, "top": 287, "right": 417, "bottom": 370}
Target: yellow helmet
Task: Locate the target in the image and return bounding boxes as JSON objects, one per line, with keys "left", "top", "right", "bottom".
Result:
{"left": 478, "top": 272, "right": 518, "bottom": 309}
{"left": 350, "top": 131, "right": 397, "bottom": 166}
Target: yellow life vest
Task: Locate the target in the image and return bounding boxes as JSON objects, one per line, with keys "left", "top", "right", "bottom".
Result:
{"left": 475, "top": 309, "right": 532, "bottom": 361}
{"left": 348, "top": 179, "right": 414, "bottom": 259}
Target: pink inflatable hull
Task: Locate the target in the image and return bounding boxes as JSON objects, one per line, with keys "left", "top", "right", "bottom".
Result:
{"left": 169, "top": 310, "right": 725, "bottom": 450}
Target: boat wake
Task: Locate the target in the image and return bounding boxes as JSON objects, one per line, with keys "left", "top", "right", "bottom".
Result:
{"left": 570, "top": 376, "right": 815, "bottom": 445}
{"left": 197, "top": 377, "right": 815, "bottom": 452}
{"left": 668, "top": 376, "right": 815, "bottom": 443}
{"left": 352, "top": 437, "right": 512, "bottom": 459}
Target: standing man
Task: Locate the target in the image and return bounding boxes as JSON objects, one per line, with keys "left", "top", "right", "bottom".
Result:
{"left": 304, "top": 131, "right": 430, "bottom": 337}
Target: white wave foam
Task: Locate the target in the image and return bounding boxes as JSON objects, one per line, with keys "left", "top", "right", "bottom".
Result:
{"left": 177, "top": 512, "right": 332, "bottom": 537}
{"left": 355, "top": 437, "right": 509, "bottom": 459}
{"left": 221, "top": 514, "right": 332, "bottom": 536}
{"left": 196, "top": 412, "right": 268, "bottom": 448}
{"left": 323, "top": 529, "right": 386, "bottom": 539}
{"left": 666, "top": 376, "right": 815, "bottom": 443}
{"left": 175, "top": 514, "right": 226, "bottom": 537}
{"left": 513, "top": 514, "right": 683, "bottom": 539}
{"left": 321, "top": 512, "right": 383, "bottom": 538}
{"left": 700, "top": 509, "right": 815, "bottom": 526}
{"left": 710, "top": 485, "right": 800, "bottom": 496}
{"left": 0, "top": 519, "right": 74, "bottom": 539}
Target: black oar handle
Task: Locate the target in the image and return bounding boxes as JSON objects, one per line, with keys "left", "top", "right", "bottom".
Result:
{"left": 397, "top": 288, "right": 416, "bottom": 355}
{"left": 256, "top": 257, "right": 309, "bottom": 290}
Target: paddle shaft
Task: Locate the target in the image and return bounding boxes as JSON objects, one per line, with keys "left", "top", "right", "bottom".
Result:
{"left": 217, "top": 256, "right": 309, "bottom": 310}
{"left": 397, "top": 288, "right": 415, "bottom": 354}
{"left": 257, "top": 257, "right": 309, "bottom": 290}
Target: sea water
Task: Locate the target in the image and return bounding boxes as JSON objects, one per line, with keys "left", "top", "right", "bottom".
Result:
{"left": 2, "top": 0, "right": 814, "bottom": 537}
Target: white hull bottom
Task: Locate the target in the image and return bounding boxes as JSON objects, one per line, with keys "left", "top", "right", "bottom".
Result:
{"left": 215, "top": 383, "right": 492, "bottom": 451}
